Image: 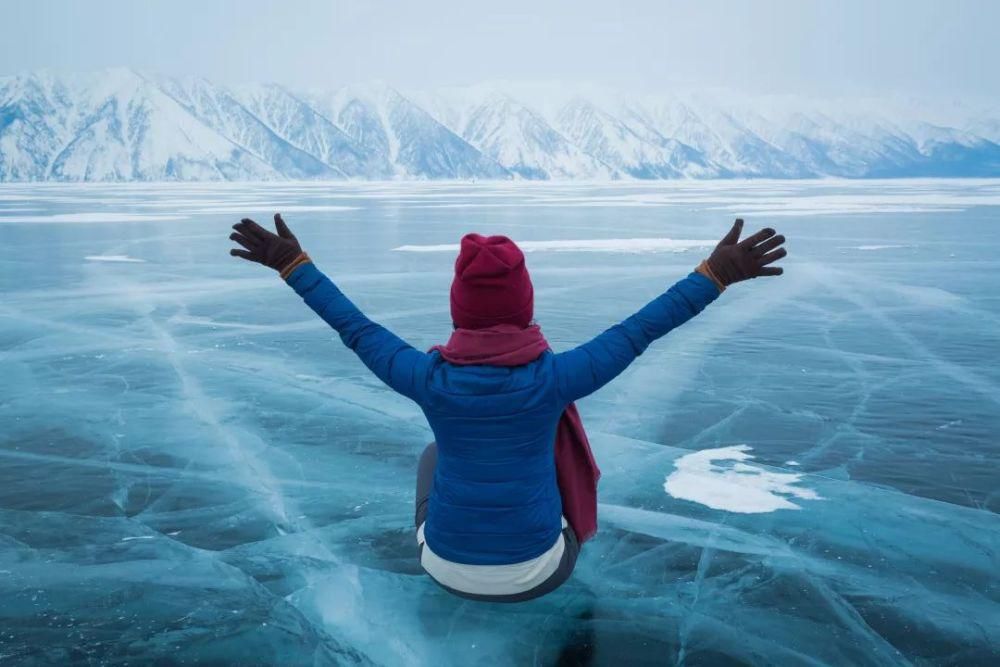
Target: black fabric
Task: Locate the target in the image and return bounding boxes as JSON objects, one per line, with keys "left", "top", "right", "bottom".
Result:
{"left": 706, "top": 217, "right": 787, "bottom": 284}
{"left": 415, "top": 441, "right": 437, "bottom": 529}
{"left": 414, "top": 442, "right": 580, "bottom": 603}
{"left": 229, "top": 213, "right": 303, "bottom": 273}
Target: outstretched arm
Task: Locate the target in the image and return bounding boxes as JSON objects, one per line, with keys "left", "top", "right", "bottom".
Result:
{"left": 229, "top": 214, "right": 431, "bottom": 402}
{"left": 554, "top": 218, "right": 786, "bottom": 403}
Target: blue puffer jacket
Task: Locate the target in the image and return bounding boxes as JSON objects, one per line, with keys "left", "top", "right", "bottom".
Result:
{"left": 286, "top": 262, "right": 720, "bottom": 565}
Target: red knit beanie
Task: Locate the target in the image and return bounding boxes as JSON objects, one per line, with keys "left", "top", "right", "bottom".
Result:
{"left": 450, "top": 233, "right": 534, "bottom": 329}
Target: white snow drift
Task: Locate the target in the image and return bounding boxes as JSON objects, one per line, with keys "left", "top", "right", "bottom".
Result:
{"left": 664, "top": 445, "right": 822, "bottom": 513}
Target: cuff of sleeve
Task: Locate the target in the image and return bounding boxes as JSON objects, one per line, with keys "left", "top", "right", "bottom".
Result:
{"left": 284, "top": 258, "right": 324, "bottom": 296}
{"left": 695, "top": 259, "right": 726, "bottom": 293}
{"left": 280, "top": 252, "right": 312, "bottom": 281}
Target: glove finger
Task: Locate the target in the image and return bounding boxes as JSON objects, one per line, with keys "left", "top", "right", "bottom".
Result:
{"left": 738, "top": 227, "right": 776, "bottom": 250}
{"left": 229, "top": 232, "right": 259, "bottom": 250}
{"left": 230, "top": 248, "right": 257, "bottom": 260}
{"left": 233, "top": 219, "right": 258, "bottom": 237}
{"left": 274, "top": 213, "right": 295, "bottom": 240}
{"left": 757, "top": 266, "right": 784, "bottom": 276}
{"left": 232, "top": 221, "right": 261, "bottom": 242}
{"left": 238, "top": 218, "right": 273, "bottom": 241}
{"left": 758, "top": 247, "right": 787, "bottom": 266}
{"left": 719, "top": 218, "right": 743, "bottom": 246}
{"left": 751, "top": 234, "right": 785, "bottom": 256}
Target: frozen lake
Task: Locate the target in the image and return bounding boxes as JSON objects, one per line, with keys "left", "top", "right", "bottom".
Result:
{"left": 0, "top": 180, "right": 998, "bottom": 665}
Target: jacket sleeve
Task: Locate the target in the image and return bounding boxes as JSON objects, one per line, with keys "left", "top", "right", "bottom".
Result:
{"left": 553, "top": 271, "right": 721, "bottom": 403}
{"left": 285, "top": 261, "right": 431, "bottom": 403}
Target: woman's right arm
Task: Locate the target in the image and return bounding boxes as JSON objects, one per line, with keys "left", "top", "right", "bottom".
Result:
{"left": 284, "top": 260, "right": 431, "bottom": 402}
{"left": 230, "top": 214, "right": 431, "bottom": 402}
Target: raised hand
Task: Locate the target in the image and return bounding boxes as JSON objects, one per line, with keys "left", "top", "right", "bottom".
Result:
{"left": 704, "top": 218, "right": 786, "bottom": 287}
{"left": 229, "top": 213, "right": 304, "bottom": 273}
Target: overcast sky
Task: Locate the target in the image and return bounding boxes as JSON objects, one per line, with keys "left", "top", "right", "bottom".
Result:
{"left": 3, "top": 0, "right": 998, "bottom": 100}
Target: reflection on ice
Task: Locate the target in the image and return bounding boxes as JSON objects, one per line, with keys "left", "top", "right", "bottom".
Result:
{"left": 84, "top": 254, "right": 146, "bottom": 263}
{"left": 663, "top": 445, "right": 822, "bottom": 513}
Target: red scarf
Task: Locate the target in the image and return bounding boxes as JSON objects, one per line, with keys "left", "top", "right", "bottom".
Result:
{"left": 431, "top": 324, "right": 601, "bottom": 544}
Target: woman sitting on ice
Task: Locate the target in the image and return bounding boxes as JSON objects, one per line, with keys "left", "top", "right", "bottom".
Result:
{"left": 229, "top": 215, "right": 786, "bottom": 602}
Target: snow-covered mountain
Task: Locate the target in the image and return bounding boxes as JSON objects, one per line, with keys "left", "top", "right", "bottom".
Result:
{"left": 0, "top": 69, "right": 280, "bottom": 181}
{"left": 421, "top": 89, "right": 616, "bottom": 179}
{"left": 557, "top": 98, "right": 713, "bottom": 178}
{"left": 1, "top": 69, "right": 998, "bottom": 181}
{"left": 311, "top": 83, "right": 510, "bottom": 180}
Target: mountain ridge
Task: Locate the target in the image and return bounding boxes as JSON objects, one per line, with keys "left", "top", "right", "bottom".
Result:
{"left": 1, "top": 69, "right": 999, "bottom": 181}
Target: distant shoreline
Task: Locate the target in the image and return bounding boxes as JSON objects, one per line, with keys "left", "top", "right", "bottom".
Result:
{"left": 3, "top": 176, "right": 1000, "bottom": 186}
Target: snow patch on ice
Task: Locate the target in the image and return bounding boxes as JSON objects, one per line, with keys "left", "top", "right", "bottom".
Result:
{"left": 190, "top": 204, "right": 359, "bottom": 213}
{"left": 394, "top": 238, "right": 716, "bottom": 253}
{"left": 85, "top": 255, "right": 146, "bottom": 263}
{"left": 664, "top": 445, "right": 821, "bottom": 513}
{"left": 0, "top": 213, "right": 188, "bottom": 223}
{"left": 711, "top": 203, "right": 964, "bottom": 216}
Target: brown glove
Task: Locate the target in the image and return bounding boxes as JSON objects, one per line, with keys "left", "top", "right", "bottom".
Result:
{"left": 698, "top": 218, "right": 786, "bottom": 291}
{"left": 229, "top": 213, "right": 308, "bottom": 277}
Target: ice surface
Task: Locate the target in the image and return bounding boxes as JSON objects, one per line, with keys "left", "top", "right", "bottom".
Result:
{"left": 394, "top": 238, "right": 716, "bottom": 253}
{"left": 0, "top": 212, "right": 189, "bottom": 223}
{"left": 0, "top": 180, "right": 998, "bottom": 665}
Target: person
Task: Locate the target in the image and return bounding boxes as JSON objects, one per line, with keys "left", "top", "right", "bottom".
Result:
{"left": 229, "top": 214, "right": 786, "bottom": 602}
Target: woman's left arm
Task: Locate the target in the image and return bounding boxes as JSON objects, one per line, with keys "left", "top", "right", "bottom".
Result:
{"left": 230, "top": 214, "right": 431, "bottom": 402}
{"left": 554, "top": 218, "right": 786, "bottom": 403}
{"left": 552, "top": 271, "right": 721, "bottom": 403}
